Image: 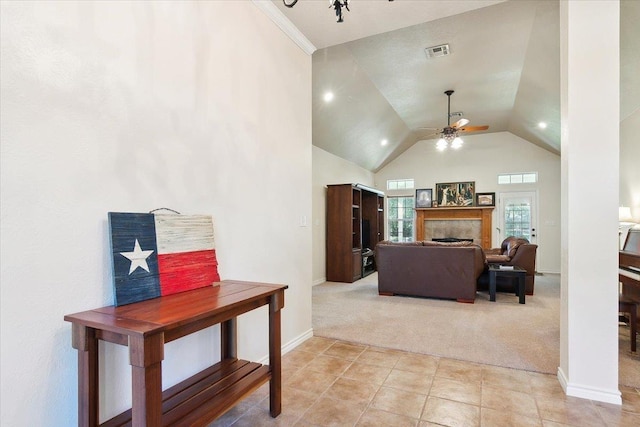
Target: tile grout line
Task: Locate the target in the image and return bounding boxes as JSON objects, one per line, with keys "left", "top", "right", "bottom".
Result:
{"left": 223, "top": 337, "right": 640, "bottom": 426}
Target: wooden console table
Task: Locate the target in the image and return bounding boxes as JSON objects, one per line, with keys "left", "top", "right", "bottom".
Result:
{"left": 64, "top": 280, "right": 287, "bottom": 427}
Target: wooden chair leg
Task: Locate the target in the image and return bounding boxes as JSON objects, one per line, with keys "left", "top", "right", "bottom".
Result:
{"left": 620, "top": 300, "right": 638, "bottom": 353}
{"left": 630, "top": 305, "right": 637, "bottom": 353}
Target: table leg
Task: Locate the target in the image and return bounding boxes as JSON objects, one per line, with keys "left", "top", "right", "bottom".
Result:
{"left": 72, "top": 324, "right": 99, "bottom": 427}
{"left": 518, "top": 275, "right": 525, "bottom": 304}
{"left": 221, "top": 318, "right": 237, "bottom": 360}
{"left": 489, "top": 271, "right": 497, "bottom": 302}
{"left": 129, "top": 333, "right": 164, "bottom": 427}
{"left": 269, "top": 291, "right": 284, "bottom": 417}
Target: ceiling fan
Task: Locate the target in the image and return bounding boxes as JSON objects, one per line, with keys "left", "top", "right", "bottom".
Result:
{"left": 419, "top": 90, "right": 489, "bottom": 150}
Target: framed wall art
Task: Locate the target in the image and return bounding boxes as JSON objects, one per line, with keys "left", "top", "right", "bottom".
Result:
{"left": 108, "top": 212, "right": 220, "bottom": 306}
{"left": 415, "top": 188, "right": 433, "bottom": 208}
{"left": 435, "top": 181, "right": 475, "bottom": 207}
{"left": 476, "top": 192, "right": 496, "bottom": 206}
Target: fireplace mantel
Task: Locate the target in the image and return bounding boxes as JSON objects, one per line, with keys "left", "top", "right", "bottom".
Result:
{"left": 416, "top": 207, "right": 494, "bottom": 249}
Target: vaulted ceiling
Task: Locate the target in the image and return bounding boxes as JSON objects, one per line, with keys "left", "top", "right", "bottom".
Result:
{"left": 274, "top": 0, "right": 640, "bottom": 172}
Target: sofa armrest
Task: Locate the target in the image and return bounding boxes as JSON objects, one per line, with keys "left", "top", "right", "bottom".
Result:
{"left": 484, "top": 248, "right": 503, "bottom": 256}
{"left": 506, "top": 244, "right": 538, "bottom": 275}
{"left": 486, "top": 254, "right": 511, "bottom": 263}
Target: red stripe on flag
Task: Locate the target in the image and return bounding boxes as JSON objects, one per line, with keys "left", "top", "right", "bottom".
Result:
{"left": 157, "top": 249, "right": 221, "bottom": 296}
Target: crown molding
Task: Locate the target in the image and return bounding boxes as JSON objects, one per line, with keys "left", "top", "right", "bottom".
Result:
{"left": 252, "top": 1, "right": 316, "bottom": 55}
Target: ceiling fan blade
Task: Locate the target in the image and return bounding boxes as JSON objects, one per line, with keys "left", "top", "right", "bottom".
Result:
{"left": 459, "top": 125, "right": 489, "bottom": 133}
{"left": 418, "top": 134, "right": 441, "bottom": 141}
{"left": 451, "top": 118, "right": 470, "bottom": 129}
{"left": 415, "top": 130, "right": 441, "bottom": 140}
{"left": 416, "top": 127, "right": 443, "bottom": 134}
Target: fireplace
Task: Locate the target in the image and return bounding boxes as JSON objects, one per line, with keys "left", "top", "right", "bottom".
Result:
{"left": 425, "top": 219, "right": 482, "bottom": 245}
{"left": 415, "top": 207, "right": 494, "bottom": 249}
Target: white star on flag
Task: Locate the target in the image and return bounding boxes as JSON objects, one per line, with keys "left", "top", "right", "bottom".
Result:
{"left": 120, "top": 239, "right": 154, "bottom": 274}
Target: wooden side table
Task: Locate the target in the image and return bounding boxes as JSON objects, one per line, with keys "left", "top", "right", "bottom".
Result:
{"left": 64, "top": 280, "right": 287, "bottom": 427}
{"left": 488, "top": 264, "right": 526, "bottom": 304}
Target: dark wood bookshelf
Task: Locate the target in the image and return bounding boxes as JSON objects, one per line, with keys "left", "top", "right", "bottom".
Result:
{"left": 326, "top": 184, "right": 385, "bottom": 282}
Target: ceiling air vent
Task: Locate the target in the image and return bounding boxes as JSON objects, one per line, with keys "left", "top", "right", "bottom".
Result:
{"left": 425, "top": 44, "right": 450, "bottom": 59}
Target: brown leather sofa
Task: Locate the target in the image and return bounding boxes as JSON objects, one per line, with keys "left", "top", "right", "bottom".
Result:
{"left": 375, "top": 240, "right": 486, "bottom": 303}
{"left": 482, "top": 236, "right": 538, "bottom": 295}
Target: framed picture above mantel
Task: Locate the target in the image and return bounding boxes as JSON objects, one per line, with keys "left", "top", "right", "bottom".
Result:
{"left": 436, "top": 181, "right": 475, "bottom": 207}
{"left": 476, "top": 192, "right": 496, "bottom": 207}
{"left": 415, "top": 188, "right": 433, "bottom": 208}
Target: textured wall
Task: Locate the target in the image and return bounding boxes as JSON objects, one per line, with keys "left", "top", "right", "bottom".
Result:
{"left": 0, "top": 2, "right": 311, "bottom": 425}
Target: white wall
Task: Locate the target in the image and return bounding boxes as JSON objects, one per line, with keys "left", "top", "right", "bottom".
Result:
{"left": 620, "top": 109, "right": 640, "bottom": 220}
{"left": 312, "top": 146, "right": 374, "bottom": 284}
{"left": 0, "top": 2, "right": 311, "bottom": 425}
{"left": 376, "top": 132, "right": 561, "bottom": 273}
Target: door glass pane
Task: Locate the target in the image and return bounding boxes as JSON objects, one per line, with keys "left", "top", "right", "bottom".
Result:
{"left": 504, "top": 202, "right": 531, "bottom": 240}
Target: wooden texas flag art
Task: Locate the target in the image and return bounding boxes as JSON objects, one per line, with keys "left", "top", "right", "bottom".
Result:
{"left": 108, "top": 212, "right": 220, "bottom": 306}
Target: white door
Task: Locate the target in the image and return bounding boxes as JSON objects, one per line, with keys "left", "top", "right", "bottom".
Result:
{"left": 498, "top": 191, "right": 538, "bottom": 244}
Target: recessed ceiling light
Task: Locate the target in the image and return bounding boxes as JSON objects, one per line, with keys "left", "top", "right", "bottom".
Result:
{"left": 538, "top": 122, "right": 547, "bottom": 129}
{"left": 381, "top": 139, "right": 388, "bottom": 146}
{"left": 323, "top": 92, "right": 334, "bottom": 102}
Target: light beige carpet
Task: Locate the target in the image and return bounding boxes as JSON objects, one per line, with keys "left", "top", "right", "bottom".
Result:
{"left": 312, "top": 272, "right": 640, "bottom": 388}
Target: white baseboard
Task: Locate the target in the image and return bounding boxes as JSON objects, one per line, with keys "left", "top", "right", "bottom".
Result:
{"left": 557, "top": 367, "right": 622, "bottom": 405}
{"left": 282, "top": 328, "right": 314, "bottom": 355}
{"left": 313, "top": 277, "right": 326, "bottom": 286}
{"left": 257, "top": 328, "right": 314, "bottom": 365}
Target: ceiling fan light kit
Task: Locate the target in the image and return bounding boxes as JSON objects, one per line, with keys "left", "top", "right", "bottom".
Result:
{"left": 421, "top": 90, "right": 489, "bottom": 152}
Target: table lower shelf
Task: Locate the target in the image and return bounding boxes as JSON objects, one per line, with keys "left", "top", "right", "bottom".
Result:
{"left": 102, "top": 358, "right": 271, "bottom": 427}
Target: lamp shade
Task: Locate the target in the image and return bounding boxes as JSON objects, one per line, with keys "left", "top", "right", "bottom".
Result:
{"left": 619, "top": 206, "right": 634, "bottom": 223}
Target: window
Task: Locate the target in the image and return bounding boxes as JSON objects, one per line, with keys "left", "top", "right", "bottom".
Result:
{"left": 387, "top": 196, "right": 414, "bottom": 242}
{"left": 504, "top": 203, "right": 532, "bottom": 240}
{"left": 498, "top": 172, "right": 537, "bottom": 185}
{"left": 387, "top": 179, "right": 414, "bottom": 191}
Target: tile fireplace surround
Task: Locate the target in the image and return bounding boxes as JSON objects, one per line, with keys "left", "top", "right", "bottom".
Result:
{"left": 426, "top": 220, "right": 482, "bottom": 244}
{"left": 415, "top": 207, "right": 494, "bottom": 249}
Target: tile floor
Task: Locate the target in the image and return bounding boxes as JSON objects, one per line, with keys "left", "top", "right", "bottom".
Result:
{"left": 209, "top": 337, "right": 640, "bottom": 427}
